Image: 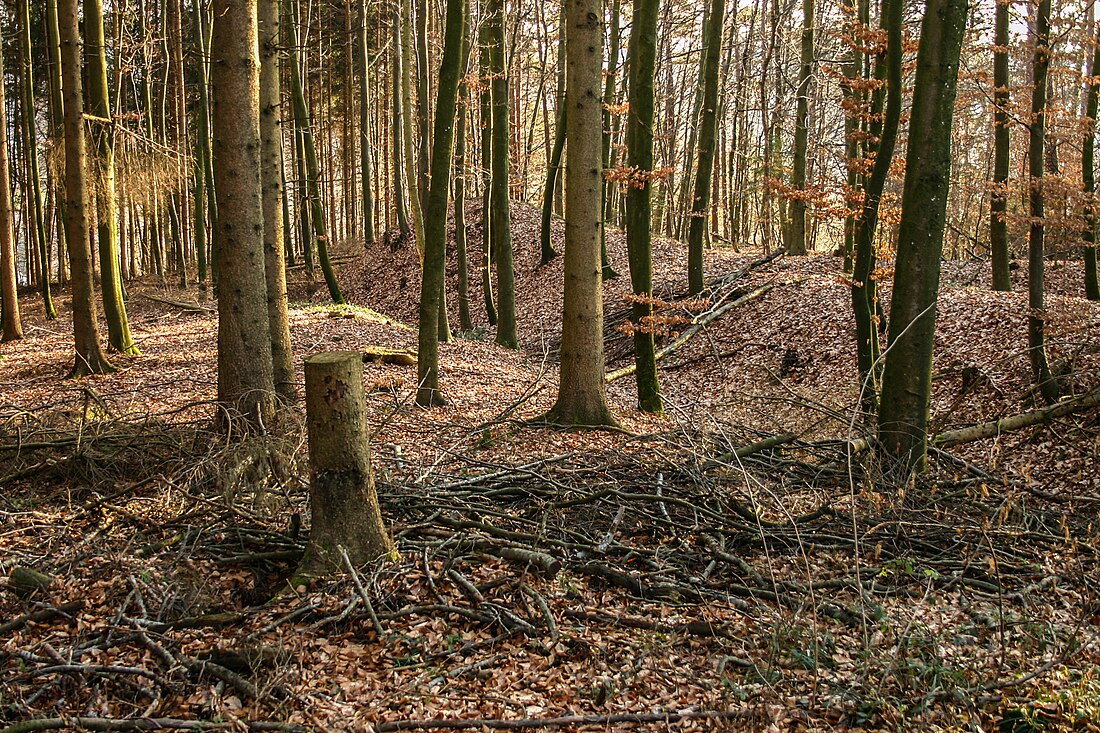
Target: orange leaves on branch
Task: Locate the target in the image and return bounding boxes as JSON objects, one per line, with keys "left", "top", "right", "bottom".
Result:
{"left": 603, "top": 101, "right": 630, "bottom": 115}
{"left": 616, "top": 293, "right": 708, "bottom": 338}
{"left": 606, "top": 165, "right": 676, "bottom": 189}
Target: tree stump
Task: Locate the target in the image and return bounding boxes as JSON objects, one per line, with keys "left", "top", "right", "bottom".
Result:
{"left": 297, "top": 352, "right": 394, "bottom": 581}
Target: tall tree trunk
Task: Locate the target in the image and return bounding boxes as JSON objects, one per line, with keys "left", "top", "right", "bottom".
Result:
{"left": 0, "top": 37, "right": 22, "bottom": 342}
{"left": 625, "top": 0, "right": 663, "bottom": 413}
{"left": 415, "top": 0, "right": 432, "bottom": 212}
{"left": 391, "top": 9, "right": 412, "bottom": 239}
{"left": 46, "top": 0, "right": 69, "bottom": 288}
{"left": 1026, "top": 0, "right": 1059, "bottom": 404}
{"left": 260, "top": 0, "right": 296, "bottom": 402}
{"left": 877, "top": 0, "right": 968, "bottom": 475}
{"left": 1083, "top": 17, "right": 1100, "bottom": 301}
{"left": 212, "top": 0, "right": 276, "bottom": 431}
{"left": 359, "top": 0, "right": 377, "bottom": 246}
{"left": 478, "top": 18, "right": 497, "bottom": 325}
{"left": 194, "top": 0, "right": 217, "bottom": 286}
{"left": 417, "top": 0, "right": 467, "bottom": 406}
{"left": 402, "top": 0, "right": 427, "bottom": 253}
{"left": 990, "top": 0, "right": 1011, "bottom": 291}
{"left": 84, "top": 0, "right": 138, "bottom": 354}
{"left": 59, "top": 0, "right": 112, "bottom": 376}
{"left": 787, "top": 0, "right": 813, "bottom": 255}
{"left": 285, "top": 0, "right": 345, "bottom": 305}
{"left": 455, "top": 7, "right": 473, "bottom": 331}
{"left": 850, "top": 0, "right": 900, "bottom": 412}
{"left": 544, "top": 0, "right": 616, "bottom": 426}
{"left": 687, "top": 0, "right": 725, "bottom": 293}
{"left": 598, "top": 0, "right": 621, "bottom": 280}
{"left": 19, "top": 0, "right": 57, "bottom": 320}
{"left": 489, "top": 0, "right": 517, "bottom": 348}
{"left": 539, "top": 1, "right": 565, "bottom": 265}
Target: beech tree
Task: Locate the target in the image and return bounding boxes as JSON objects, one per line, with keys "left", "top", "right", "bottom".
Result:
{"left": 625, "top": 0, "right": 663, "bottom": 413}
{"left": 84, "top": 0, "right": 138, "bottom": 355}
{"left": 544, "top": 0, "right": 616, "bottom": 427}
{"left": 488, "top": 0, "right": 518, "bottom": 349}
{"left": 1026, "top": 0, "right": 1060, "bottom": 405}
{"left": 1083, "top": 18, "right": 1099, "bottom": 301}
{"left": 687, "top": 0, "right": 725, "bottom": 293}
{"left": 990, "top": 0, "right": 1011, "bottom": 292}
{"left": 211, "top": 0, "right": 276, "bottom": 431}
{"left": 877, "top": 0, "right": 968, "bottom": 476}
{"left": 850, "top": 0, "right": 900, "bottom": 411}
{"left": 0, "top": 38, "right": 22, "bottom": 343}
{"left": 417, "top": 0, "right": 467, "bottom": 407}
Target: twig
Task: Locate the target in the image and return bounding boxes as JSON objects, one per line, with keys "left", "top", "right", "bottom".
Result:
{"left": 339, "top": 545, "right": 386, "bottom": 637}
{"left": 374, "top": 709, "right": 753, "bottom": 731}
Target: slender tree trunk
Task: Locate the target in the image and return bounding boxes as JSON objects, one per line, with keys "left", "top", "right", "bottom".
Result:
{"left": 194, "top": 0, "right": 217, "bottom": 286}
{"left": 687, "top": 0, "right": 725, "bottom": 293}
{"left": 1083, "top": 18, "right": 1100, "bottom": 300}
{"left": 391, "top": 9, "right": 412, "bottom": 239}
{"left": 545, "top": 0, "right": 616, "bottom": 426}
{"left": 625, "top": 0, "right": 663, "bottom": 413}
{"left": 402, "top": 0, "right": 427, "bottom": 254}
{"left": 285, "top": 0, "right": 345, "bottom": 304}
{"left": 212, "top": 0, "right": 276, "bottom": 431}
{"left": 990, "top": 0, "right": 1011, "bottom": 291}
{"left": 260, "top": 0, "right": 296, "bottom": 402}
{"left": 417, "top": 0, "right": 467, "bottom": 406}
{"left": 415, "top": 0, "right": 432, "bottom": 211}
{"left": 359, "top": 0, "right": 376, "bottom": 246}
{"left": 19, "top": 0, "right": 57, "bottom": 320}
{"left": 539, "top": 2, "right": 565, "bottom": 265}
{"left": 0, "top": 39, "right": 22, "bottom": 342}
{"left": 59, "top": 0, "right": 112, "bottom": 376}
{"left": 455, "top": 8, "right": 473, "bottom": 331}
{"left": 489, "top": 0, "right": 517, "bottom": 348}
{"left": 84, "top": 0, "right": 138, "bottom": 354}
{"left": 851, "top": 0, "right": 900, "bottom": 412}
{"left": 877, "top": 0, "right": 968, "bottom": 475}
{"left": 787, "top": 0, "right": 813, "bottom": 255}
{"left": 478, "top": 19, "right": 497, "bottom": 325}
{"left": 1026, "top": 0, "right": 1059, "bottom": 404}
{"left": 598, "top": 0, "right": 622, "bottom": 279}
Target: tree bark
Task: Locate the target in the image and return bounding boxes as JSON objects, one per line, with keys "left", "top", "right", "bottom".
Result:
{"left": 877, "top": 0, "right": 968, "bottom": 476}
{"left": 211, "top": 0, "right": 276, "bottom": 432}
{"left": 990, "top": 0, "right": 1012, "bottom": 291}
{"left": 850, "top": 0, "right": 900, "bottom": 412}
{"left": 299, "top": 352, "right": 394, "bottom": 577}
{"left": 787, "top": 0, "right": 813, "bottom": 255}
{"left": 624, "top": 0, "right": 663, "bottom": 413}
{"left": 687, "top": 0, "right": 725, "bottom": 293}
{"left": 488, "top": 0, "right": 517, "bottom": 348}
{"left": 0, "top": 35, "right": 22, "bottom": 342}
{"left": 20, "top": 0, "right": 57, "bottom": 321}
{"left": 417, "top": 0, "right": 467, "bottom": 407}
{"left": 544, "top": 0, "right": 617, "bottom": 427}
{"left": 359, "top": 0, "right": 377, "bottom": 246}
{"left": 1082, "top": 17, "right": 1100, "bottom": 300}
{"left": 1026, "top": 0, "right": 1060, "bottom": 405}
{"left": 260, "top": 0, "right": 296, "bottom": 402}
{"left": 59, "top": 0, "right": 112, "bottom": 376}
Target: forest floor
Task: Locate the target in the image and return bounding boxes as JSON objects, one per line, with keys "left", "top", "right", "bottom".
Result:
{"left": 2, "top": 203, "right": 1100, "bottom": 732}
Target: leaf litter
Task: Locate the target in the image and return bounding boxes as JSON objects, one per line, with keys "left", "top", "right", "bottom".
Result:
{"left": 0, "top": 202, "right": 1099, "bottom": 731}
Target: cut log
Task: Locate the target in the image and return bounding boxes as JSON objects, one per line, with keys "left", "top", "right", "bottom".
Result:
{"left": 297, "top": 352, "right": 395, "bottom": 581}
{"left": 934, "top": 387, "right": 1100, "bottom": 448}
{"left": 8, "top": 566, "right": 55, "bottom": 597}
{"left": 362, "top": 346, "right": 417, "bottom": 366}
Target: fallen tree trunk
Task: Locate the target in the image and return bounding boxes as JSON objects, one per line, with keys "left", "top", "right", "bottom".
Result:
{"left": 934, "top": 387, "right": 1100, "bottom": 448}
{"left": 606, "top": 282, "right": 780, "bottom": 384}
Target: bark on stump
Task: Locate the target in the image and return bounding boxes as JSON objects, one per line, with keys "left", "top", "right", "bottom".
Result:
{"left": 298, "top": 352, "right": 394, "bottom": 580}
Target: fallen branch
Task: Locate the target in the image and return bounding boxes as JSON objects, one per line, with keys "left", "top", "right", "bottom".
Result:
{"left": 934, "top": 387, "right": 1100, "bottom": 448}
{"left": 606, "top": 282, "right": 780, "bottom": 384}
{"left": 140, "top": 294, "right": 216, "bottom": 313}
{"left": 0, "top": 719, "right": 303, "bottom": 733}
{"left": 374, "top": 709, "right": 753, "bottom": 731}
{"left": 0, "top": 601, "right": 83, "bottom": 635}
